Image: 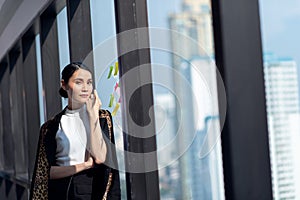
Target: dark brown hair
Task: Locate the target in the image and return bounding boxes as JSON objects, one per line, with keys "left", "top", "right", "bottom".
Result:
{"left": 59, "top": 62, "right": 92, "bottom": 98}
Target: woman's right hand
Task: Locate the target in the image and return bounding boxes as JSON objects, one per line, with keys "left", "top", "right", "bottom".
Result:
{"left": 50, "top": 157, "right": 95, "bottom": 179}
{"left": 85, "top": 157, "right": 94, "bottom": 169}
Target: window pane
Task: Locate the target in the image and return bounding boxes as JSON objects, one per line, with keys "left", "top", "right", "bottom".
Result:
{"left": 89, "top": 1, "right": 126, "bottom": 199}
{"left": 57, "top": 7, "right": 70, "bottom": 109}
{"left": 35, "top": 34, "right": 46, "bottom": 125}
{"left": 147, "top": 0, "right": 225, "bottom": 199}
{"left": 259, "top": 1, "right": 300, "bottom": 199}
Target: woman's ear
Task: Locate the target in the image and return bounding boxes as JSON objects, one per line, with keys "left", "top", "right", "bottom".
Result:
{"left": 61, "top": 80, "right": 68, "bottom": 90}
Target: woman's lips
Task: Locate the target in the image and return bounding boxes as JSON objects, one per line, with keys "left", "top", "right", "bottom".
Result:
{"left": 80, "top": 94, "right": 89, "bottom": 98}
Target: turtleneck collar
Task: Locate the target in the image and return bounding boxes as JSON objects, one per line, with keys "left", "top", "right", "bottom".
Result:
{"left": 65, "top": 104, "right": 86, "bottom": 117}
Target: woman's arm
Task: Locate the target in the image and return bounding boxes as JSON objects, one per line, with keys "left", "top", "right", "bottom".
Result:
{"left": 50, "top": 157, "right": 94, "bottom": 179}
{"left": 88, "top": 116, "right": 107, "bottom": 164}
{"left": 86, "top": 90, "right": 107, "bottom": 164}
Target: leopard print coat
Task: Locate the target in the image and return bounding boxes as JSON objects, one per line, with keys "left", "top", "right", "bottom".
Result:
{"left": 29, "top": 109, "right": 121, "bottom": 200}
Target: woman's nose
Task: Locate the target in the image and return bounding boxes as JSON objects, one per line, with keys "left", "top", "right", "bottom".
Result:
{"left": 82, "top": 83, "right": 88, "bottom": 91}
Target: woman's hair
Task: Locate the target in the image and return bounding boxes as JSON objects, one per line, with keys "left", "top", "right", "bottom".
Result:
{"left": 59, "top": 62, "right": 92, "bottom": 98}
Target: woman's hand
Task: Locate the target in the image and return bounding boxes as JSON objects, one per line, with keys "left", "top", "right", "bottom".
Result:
{"left": 50, "top": 158, "right": 95, "bottom": 179}
{"left": 85, "top": 90, "right": 107, "bottom": 164}
{"left": 86, "top": 89, "right": 102, "bottom": 119}
{"left": 84, "top": 156, "right": 94, "bottom": 169}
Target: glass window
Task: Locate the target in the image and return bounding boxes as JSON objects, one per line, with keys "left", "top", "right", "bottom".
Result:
{"left": 35, "top": 34, "right": 46, "bottom": 125}
{"left": 259, "top": 1, "right": 300, "bottom": 199}
{"left": 89, "top": 1, "right": 126, "bottom": 199}
{"left": 147, "top": 0, "right": 225, "bottom": 199}
{"left": 57, "top": 7, "right": 71, "bottom": 109}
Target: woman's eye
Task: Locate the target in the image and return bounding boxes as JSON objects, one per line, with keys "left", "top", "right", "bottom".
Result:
{"left": 88, "top": 81, "right": 93, "bottom": 85}
{"left": 75, "top": 81, "right": 82, "bottom": 84}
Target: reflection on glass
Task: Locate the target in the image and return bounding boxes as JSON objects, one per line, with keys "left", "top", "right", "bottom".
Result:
{"left": 148, "top": 0, "right": 225, "bottom": 199}
{"left": 89, "top": 1, "right": 126, "bottom": 199}
{"left": 57, "top": 7, "right": 70, "bottom": 109}
{"left": 260, "top": 1, "right": 300, "bottom": 199}
{"left": 35, "top": 34, "right": 45, "bottom": 125}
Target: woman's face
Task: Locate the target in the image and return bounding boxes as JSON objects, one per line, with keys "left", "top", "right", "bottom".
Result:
{"left": 62, "top": 68, "right": 93, "bottom": 108}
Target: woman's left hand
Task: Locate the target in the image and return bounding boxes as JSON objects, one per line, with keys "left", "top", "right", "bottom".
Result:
{"left": 86, "top": 89, "right": 102, "bottom": 119}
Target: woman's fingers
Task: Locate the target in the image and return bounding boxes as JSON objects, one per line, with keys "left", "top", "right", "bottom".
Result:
{"left": 93, "top": 90, "right": 102, "bottom": 108}
{"left": 86, "top": 157, "right": 94, "bottom": 169}
{"left": 86, "top": 90, "right": 102, "bottom": 117}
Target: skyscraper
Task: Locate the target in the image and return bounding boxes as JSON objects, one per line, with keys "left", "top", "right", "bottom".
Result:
{"left": 263, "top": 53, "right": 300, "bottom": 200}
{"left": 169, "top": 0, "right": 214, "bottom": 61}
{"left": 154, "top": 93, "right": 182, "bottom": 199}
{"left": 167, "top": 0, "right": 224, "bottom": 199}
{"left": 190, "top": 58, "right": 224, "bottom": 200}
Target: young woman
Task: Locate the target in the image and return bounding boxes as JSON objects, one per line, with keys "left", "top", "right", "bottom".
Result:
{"left": 30, "top": 62, "right": 120, "bottom": 200}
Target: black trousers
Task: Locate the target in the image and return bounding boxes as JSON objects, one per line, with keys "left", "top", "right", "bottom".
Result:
{"left": 48, "top": 167, "right": 106, "bottom": 200}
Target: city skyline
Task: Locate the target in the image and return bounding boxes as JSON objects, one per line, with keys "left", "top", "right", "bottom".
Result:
{"left": 151, "top": 0, "right": 225, "bottom": 199}
{"left": 263, "top": 53, "right": 300, "bottom": 200}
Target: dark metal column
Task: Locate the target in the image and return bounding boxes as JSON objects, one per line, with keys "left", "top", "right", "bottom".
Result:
{"left": 211, "top": 0, "right": 273, "bottom": 199}
{"left": 66, "top": 0, "right": 94, "bottom": 73}
{"left": 0, "top": 62, "right": 4, "bottom": 170}
{"left": 22, "top": 28, "right": 41, "bottom": 180}
{"left": 114, "top": 0, "right": 160, "bottom": 199}
{"left": 0, "top": 58, "right": 14, "bottom": 173}
{"left": 8, "top": 45, "right": 27, "bottom": 179}
{"left": 40, "top": 7, "right": 61, "bottom": 120}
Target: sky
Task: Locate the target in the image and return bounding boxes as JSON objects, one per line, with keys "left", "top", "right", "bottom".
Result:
{"left": 259, "top": 0, "right": 300, "bottom": 65}
{"left": 147, "top": 0, "right": 300, "bottom": 66}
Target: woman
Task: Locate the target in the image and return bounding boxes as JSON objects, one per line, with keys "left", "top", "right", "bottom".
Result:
{"left": 30, "top": 62, "right": 121, "bottom": 200}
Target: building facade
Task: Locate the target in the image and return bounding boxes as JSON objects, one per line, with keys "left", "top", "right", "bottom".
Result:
{"left": 264, "top": 53, "right": 300, "bottom": 200}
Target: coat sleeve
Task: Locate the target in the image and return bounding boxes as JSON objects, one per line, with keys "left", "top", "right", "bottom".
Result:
{"left": 107, "top": 111, "right": 121, "bottom": 199}
{"left": 107, "top": 168, "right": 121, "bottom": 200}
{"left": 99, "top": 110, "right": 121, "bottom": 199}
{"left": 29, "top": 123, "right": 51, "bottom": 200}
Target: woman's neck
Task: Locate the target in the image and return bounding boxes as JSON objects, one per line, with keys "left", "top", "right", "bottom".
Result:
{"left": 67, "top": 102, "right": 84, "bottom": 110}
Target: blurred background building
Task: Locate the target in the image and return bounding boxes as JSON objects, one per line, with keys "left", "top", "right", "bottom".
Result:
{"left": 263, "top": 53, "right": 300, "bottom": 200}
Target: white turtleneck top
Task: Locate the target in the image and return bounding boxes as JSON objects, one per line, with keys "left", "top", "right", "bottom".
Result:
{"left": 55, "top": 105, "right": 90, "bottom": 166}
